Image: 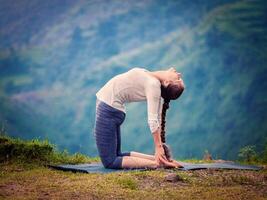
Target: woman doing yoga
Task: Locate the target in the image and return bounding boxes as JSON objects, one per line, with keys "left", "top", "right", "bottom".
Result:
{"left": 94, "top": 67, "right": 185, "bottom": 169}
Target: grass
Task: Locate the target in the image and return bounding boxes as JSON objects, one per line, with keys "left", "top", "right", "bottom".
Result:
{"left": 116, "top": 176, "right": 138, "bottom": 190}
{"left": 0, "top": 135, "right": 99, "bottom": 165}
{"left": 0, "top": 162, "right": 266, "bottom": 200}
{"left": 0, "top": 135, "right": 266, "bottom": 199}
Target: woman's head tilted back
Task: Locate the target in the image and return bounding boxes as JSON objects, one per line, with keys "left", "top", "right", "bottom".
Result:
{"left": 160, "top": 67, "right": 185, "bottom": 102}
{"left": 161, "top": 83, "right": 184, "bottom": 102}
{"left": 160, "top": 67, "right": 184, "bottom": 161}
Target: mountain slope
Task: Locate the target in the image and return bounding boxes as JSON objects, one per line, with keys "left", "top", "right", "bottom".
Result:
{"left": 0, "top": 0, "right": 266, "bottom": 159}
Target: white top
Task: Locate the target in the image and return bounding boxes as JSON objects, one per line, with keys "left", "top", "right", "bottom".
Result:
{"left": 96, "top": 67, "right": 163, "bottom": 133}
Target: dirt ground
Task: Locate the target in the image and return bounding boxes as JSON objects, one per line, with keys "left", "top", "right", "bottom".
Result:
{"left": 0, "top": 163, "right": 266, "bottom": 200}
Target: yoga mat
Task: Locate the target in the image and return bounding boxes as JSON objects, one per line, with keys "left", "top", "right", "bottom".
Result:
{"left": 178, "top": 161, "right": 262, "bottom": 171}
{"left": 48, "top": 163, "right": 150, "bottom": 173}
{"left": 48, "top": 162, "right": 262, "bottom": 174}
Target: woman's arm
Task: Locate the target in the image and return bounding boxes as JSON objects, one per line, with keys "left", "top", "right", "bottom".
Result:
{"left": 145, "top": 81, "right": 178, "bottom": 168}
{"left": 152, "top": 128, "right": 177, "bottom": 168}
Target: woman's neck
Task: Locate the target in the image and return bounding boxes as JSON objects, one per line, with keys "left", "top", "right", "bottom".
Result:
{"left": 147, "top": 71, "right": 166, "bottom": 83}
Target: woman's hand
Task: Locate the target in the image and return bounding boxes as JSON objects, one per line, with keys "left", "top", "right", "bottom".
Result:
{"left": 155, "top": 145, "right": 177, "bottom": 168}
{"left": 152, "top": 129, "right": 177, "bottom": 168}
{"left": 169, "top": 159, "right": 184, "bottom": 168}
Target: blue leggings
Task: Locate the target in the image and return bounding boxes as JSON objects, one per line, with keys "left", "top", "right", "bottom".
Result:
{"left": 94, "top": 99, "right": 130, "bottom": 169}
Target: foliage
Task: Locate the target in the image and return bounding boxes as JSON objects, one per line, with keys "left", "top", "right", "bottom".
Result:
{"left": 0, "top": 0, "right": 267, "bottom": 161}
{"left": 0, "top": 135, "right": 98, "bottom": 165}
{"left": 238, "top": 145, "right": 258, "bottom": 163}
{"left": 116, "top": 177, "right": 138, "bottom": 190}
{"left": 261, "top": 140, "right": 267, "bottom": 164}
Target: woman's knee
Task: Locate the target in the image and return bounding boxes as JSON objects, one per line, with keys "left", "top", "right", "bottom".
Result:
{"left": 118, "top": 152, "right": 131, "bottom": 156}
{"left": 101, "top": 156, "right": 123, "bottom": 169}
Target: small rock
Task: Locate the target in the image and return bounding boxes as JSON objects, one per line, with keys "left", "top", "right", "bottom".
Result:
{"left": 164, "top": 173, "right": 183, "bottom": 182}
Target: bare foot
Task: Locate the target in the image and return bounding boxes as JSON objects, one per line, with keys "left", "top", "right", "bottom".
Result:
{"left": 170, "top": 160, "right": 184, "bottom": 168}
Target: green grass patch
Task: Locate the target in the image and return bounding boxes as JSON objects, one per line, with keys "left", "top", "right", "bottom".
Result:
{"left": 0, "top": 135, "right": 99, "bottom": 165}
{"left": 116, "top": 176, "right": 138, "bottom": 190}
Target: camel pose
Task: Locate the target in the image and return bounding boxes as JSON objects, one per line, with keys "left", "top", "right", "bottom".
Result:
{"left": 94, "top": 67, "right": 185, "bottom": 169}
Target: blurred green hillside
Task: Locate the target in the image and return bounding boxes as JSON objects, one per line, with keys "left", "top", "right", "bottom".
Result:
{"left": 0, "top": 0, "right": 266, "bottom": 160}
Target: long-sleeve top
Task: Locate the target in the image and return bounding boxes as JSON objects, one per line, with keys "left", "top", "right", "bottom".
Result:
{"left": 96, "top": 67, "right": 163, "bottom": 133}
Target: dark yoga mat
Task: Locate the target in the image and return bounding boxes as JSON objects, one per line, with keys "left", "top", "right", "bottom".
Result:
{"left": 178, "top": 161, "right": 262, "bottom": 171}
{"left": 49, "top": 162, "right": 262, "bottom": 174}
{"left": 49, "top": 163, "right": 150, "bottom": 174}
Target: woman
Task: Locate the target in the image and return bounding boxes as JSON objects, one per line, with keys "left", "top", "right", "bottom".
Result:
{"left": 94, "top": 67, "right": 185, "bottom": 169}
